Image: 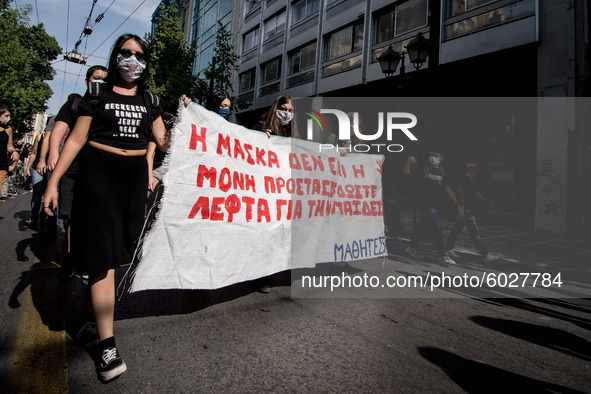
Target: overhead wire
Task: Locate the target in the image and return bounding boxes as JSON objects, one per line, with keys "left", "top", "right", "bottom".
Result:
{"left": 52, "top": 0, "right": 148, "bottom": 111}
{"left": 66, "top": 0, "right": 109, "bottom": 96}
{"left": 89, "top": 0, "right": 116, "bottom": 29}
{"left": 72, "top": 0, "right": 99, "bottom": 53}
{"left": 74, "top": 32, "right": 94, "bottom": 91}
{"left": 34, "top": 0, "right": 40, "bottom": 24}
{"left": 88, "top": 0, "right": 147, "bottom": 58}
{"left": 60, "top": 0, "right": 72, "bottom": 105}
{"left": 54, "top": 66, "right": 90, "bottom": 78}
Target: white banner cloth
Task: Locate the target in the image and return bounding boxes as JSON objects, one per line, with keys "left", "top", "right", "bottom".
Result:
{"left": 129, "top": 103, "right": 386, "bottom": 291}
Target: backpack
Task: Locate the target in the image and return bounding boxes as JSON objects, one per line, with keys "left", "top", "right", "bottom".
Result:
{"left": 68, "top": 93, "right": 83, "bottom": 119}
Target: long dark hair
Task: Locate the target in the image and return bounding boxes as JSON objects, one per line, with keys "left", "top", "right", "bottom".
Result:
{"left": 0, "top": 104, "right": 9, "bottom": 117}
{"left": 205, "top": 91, "right": 231, "bottom": 112}
{"left": 259, "top": 95, "right": 299, "bottom": 138}
{"left": 106, "top": 34, "right": 150, "bottom": 91}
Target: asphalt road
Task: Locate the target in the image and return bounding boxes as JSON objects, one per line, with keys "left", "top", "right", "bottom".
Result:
{"left": 1, "top": 190, "right": 590, "bottom": 393}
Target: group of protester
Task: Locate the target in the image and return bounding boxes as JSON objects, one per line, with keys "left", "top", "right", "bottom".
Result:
{"left": 401, "top": 148, "right": 501, "bottom": 266}
{"left": 9, "top": 32, "right": 297, "bottom": 384}
{"left": 0, "top": 106, "right": 31, "bottom": 202}
{"left": 1, "top": 32, "right": 501, "bottom": 384}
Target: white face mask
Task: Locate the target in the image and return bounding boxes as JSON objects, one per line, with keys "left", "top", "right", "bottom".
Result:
{"left": 116, "top": 55, "right": 146, "bottom": 82}
{"left": 277, "top": 110, "right": 293, "bottom": 125}
{"left": 0, "top": 117, "right": 10, "bottom": 125}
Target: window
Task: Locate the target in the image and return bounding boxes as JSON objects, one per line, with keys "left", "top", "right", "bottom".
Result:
{"left": 287, "top": 41, "right": 316, "bottom": 87}
{"left": 239, "top": 68, "right": 256, "bottom": 92}
{"left": 376, "top": 10, "right": 394, "bottom": 44}
{"left": 292, "top": 0, "right": 319, "bottom": 24}
{"left": 199, "top": 44, "right": 215, "bottom": 74}
{"left": 326, "top": 23, "right": 363, "bottom": 61}
{"left": 244, "top": 0, "right": 258, "bottom": 15}
{"left": 444, "top": 0, "right": 535, "bottom": 39}
{"left": 446, "top": 0, "right": 498, "bottom": 18}
{"left": 375, "top": 0, "right": 428, "bottom": 44}
{"left": 243, "top": 26, "right": 260, "bottom": 52}
{"left": 220, "top": 0, "right": 233, "bottom": 17}
{"left": 288, "top": 41, "right": 316, "bottom": 74}
{"left": 260, "top": 57, "right": 281, "bottom": 96}
{"left": 263, "top": 10, "right": 286, "bottom": 40}
{"left": 203, "top": 4, "right": 217, "bottom": 29}
{"left": 262, "top": 57, "right": 281, "bottom": 84}
{"left": 395, "top": 0, "right": 428, "bottom": 35}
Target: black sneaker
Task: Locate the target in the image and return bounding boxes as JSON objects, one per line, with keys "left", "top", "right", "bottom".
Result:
{"left": 97, "top": 346, "right": 127, "bottom": 382}
{"left": 75, "top": 321, "right": 99, "bottom": 348}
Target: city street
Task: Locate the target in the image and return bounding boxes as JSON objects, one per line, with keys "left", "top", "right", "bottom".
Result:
{"left": 1, "top": 190, "right": 590, "bottom": 393}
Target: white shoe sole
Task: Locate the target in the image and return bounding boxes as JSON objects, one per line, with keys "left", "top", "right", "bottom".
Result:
{"left": 100, "top": 361, "right": 127, "bottom": 382}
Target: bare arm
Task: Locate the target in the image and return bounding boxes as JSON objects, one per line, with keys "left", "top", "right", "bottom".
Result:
{"left": 6, "top": 127, "right": 18, "bottom": 162}
{"left": 446, "top": 186, "right": 461, "bottom": 208}
{"left": 43, "top": 116, "right": 92, "bottom": 215}
{"left": 24, "top": 134, "right": 40, "bottom": 177}
{"left": 151, "top": 116, "right": 169, "bottom": 153}
{"left": 35, "top": 131, "right": 51, "bottom": 174}
{"left": 402, "top": 156, "right": 416, "bottom": 175}
{"left": 147, "top": 140, "right": 156, "bottom": 192}
{"left": 47, "top": 120, "right": 70, "bottom": 171}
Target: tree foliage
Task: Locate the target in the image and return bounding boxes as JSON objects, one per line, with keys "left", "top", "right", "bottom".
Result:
{"left": 146, "top": 0, "right": 205, "bottom": 113}
{"left": 203, "top": 22, "right": 239, "bottom": 94}
{"left": 203, "top": 22, "right": 249, "bottom": 110}
{"left": 0, "top": 2, "right": 61, "bottom": 129}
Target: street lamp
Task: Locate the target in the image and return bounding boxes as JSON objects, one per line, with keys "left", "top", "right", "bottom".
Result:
{"left": 377, "top": 32, "right": 433, "bottom": 81}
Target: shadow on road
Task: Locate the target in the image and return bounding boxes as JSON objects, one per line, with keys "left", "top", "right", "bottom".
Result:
{"left": 114, "top": 261, "right": 367, "bottom": 320}
{"left": 114, "top": 269, "right": 293, "bottom": 320}
{"left": 418, "top": 346, "right": 586, "bottom": 393}
{"left": 478, "top": 298, "right": 591, "bottom": 331}
{"left": 470, "top": 315, "right": 591, "bottom": 362}
{"left": 8, "top": 228, "right": 67, "bottom": 332}
{"left": 13, "top": 209, "right": 31, "bottom": 232}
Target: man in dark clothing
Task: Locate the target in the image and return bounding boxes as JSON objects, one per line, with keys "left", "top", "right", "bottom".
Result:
{"left": 445, "top": 163, "right": 501, "bottom": 263}
{"left": 402, "top": 148, "right": 455, "bottom": 265}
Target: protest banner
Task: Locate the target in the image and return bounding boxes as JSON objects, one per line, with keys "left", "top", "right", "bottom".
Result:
{"left": 129, "top": 103, "right": 386, "bottom": 291}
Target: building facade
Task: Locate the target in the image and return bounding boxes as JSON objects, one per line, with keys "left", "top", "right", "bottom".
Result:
{"left": 162, "top": 0, "right": 590, "bottom": 238}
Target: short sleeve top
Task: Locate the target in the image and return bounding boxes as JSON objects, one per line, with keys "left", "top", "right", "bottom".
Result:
{"left": 447, "top": 173, "right": 479, "bottom": 210}
{"left": 406, "top": 161, "right": 446, "bottom": 208}
{"left": 45, "top": 115, "right": 56, "bottom": 133}
{"left": 55, "top": 94, "right": 80, "bottom": 130}
{"left": 78, "top": 89, "right": 162, "bottom": 150}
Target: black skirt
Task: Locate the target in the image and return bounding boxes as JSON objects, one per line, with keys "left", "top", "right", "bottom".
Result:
{"left": 58, "top": 174, "right": 75, "bottom": 221}
{"left": 70, "top": 147, "right": 148, "bottom": 276}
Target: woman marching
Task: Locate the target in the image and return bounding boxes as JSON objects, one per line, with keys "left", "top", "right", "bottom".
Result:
{"left": 43, "top": 34, "right": 167, "bottom": 382}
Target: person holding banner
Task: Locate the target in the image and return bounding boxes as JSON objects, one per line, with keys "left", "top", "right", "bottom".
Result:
{"left": 205, "top": 91, "right": 232, "bottom": 120}
{"left": 146, "top": 112, "right": 174, "bottom": 229}
{"left": 42, "top": 34, "right": 168, "bottom": 382}
{"left": 252, "top": 94, "right": 299, "bottom": 138}
{"left": 250, "top": 94, "right": 298, "bottom": 292}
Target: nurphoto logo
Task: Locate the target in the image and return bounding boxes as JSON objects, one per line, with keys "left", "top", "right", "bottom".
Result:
{"left": 306, "top": 109, "right": 418, "bottom": 153}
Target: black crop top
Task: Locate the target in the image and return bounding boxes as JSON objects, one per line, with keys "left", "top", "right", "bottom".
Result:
{"left": 78, "top": 89, "right": 162, "bottom": 150}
